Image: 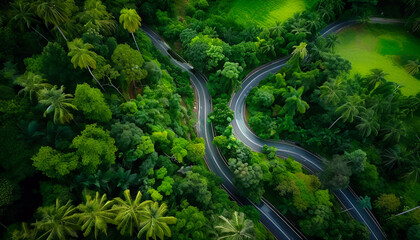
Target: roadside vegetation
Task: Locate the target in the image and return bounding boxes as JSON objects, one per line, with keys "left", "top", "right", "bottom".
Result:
{"left": 1, "top": 0, "right": 419, "bottom": 240}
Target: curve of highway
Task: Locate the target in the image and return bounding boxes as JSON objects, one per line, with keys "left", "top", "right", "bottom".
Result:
{"left": 231, "top": 18, "right": 404, "bottom": 240}
{"left": 142, "top": 26, "right": 306, "bottom": 240}
{"left": 143, "top": 17, "right": 402, "bottom": 240}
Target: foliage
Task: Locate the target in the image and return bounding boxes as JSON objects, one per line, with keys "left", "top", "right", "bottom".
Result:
{"left": 38, "top": 85, "right": 77, "bottom": 124}
{"left": 208, "top": 98, "right": 234, "bottom": 135}
{"left": 111, "top": 44, "right": 147, "bottom": 90}
{"left": 215, "top": 211, "right": 255, "bottom": 240}
{"left": 71, "top": 124, "right": 117, "bottom": 174}
{"left": 375, "top": 193, "right": 401, "bottom": 214}
{"left": 110, "top": 121, "right": 143, "bottom": 152}
{"left": 113, "top": 189, "right": 152, "bottom": 237}
{"left": 135, "top": 136, "right": 155, "bottom": 159}
{"left": 32, "top": 146, "right": 79, "bottom": 178}
{"left": 76, "top": 192, "right": 115, "bottom": 239}
{"left": 74, "top": 83, "right": 112, "bottom": 122}
{"left": 137, "top": 202, "right": 177, "bottom": 240}
{"left": 33, "top": 200, "right": 78, "bottom": 240}
{"left": 172, "top": 206, "right": 209, "bottom": 240}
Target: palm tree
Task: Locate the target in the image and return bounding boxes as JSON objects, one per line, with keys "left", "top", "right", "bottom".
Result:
{"left": 283, "top": 86, "right": 310, "bottom": 116}
{"left": 9, "top": 0, "right": 49, "bottom": 42}
{"left": 259, "top": 38, "right": 275, "bottom": 56}
{"left": 356, "top": 109, "right": 380, "bottom": 138}
{"left": 318, "top": 7, "right": 335, "bottom": 23}
{"left": 318, "top": 0, "right": 344, "bottom": 14}
{"left": 367, "top": 69, "right": 388, "bottom": 91}
{"left": 382, "top": 145, "right": 410, "bottom": 170}
{"left": 269, "top": 21, "right": 283, "bottom": 38}
{"left": 308, "top": 12, "right": 322, "bottom": 31}
{"left": 309, "top": 38, "right": 327, "bottom": 60}
{"left": 292, "top": 42, "right": 308, "bottom": 60}
{"left": 325, "top": 33, "right": 339, "bottom": 52}
{"left": 35, "top": 0, "right": 70, "bottom": 41}
{"left": 32, "top": 200, "right": 78, "bottom": 240}
{"left": 319, "top": 78, "right": 345, "bottom": 106}
{"left": 119, "top": 8, "right": 142, "bottom": 53}
{"left": 14, "top": 71, "right": 51, "bottom": 101}
{"left": 403, "top": 154, "right": 420, "bottom": 183}
{"left": 329, "top": 95, "right": 366, "bottom": 129}
{"left": 405, "top": 59, "right": 420, "bottom": 75}
{"left": 291, "top": 19, "right": 310, "bottom": 35}
{"left": 38, "top": 85, "right": 77, "bottom": 124}
{"left": 359, "top": 196, "right": 372, "bottom": 210}
{"left": 67, "top": 38, "right": 105, "bottom": 91}
{"left": 137, "top": 202, "right": 177, "bottom": 240}
{"left": 215, "top": 211, "right": 254, "bottom": 240}
{"left": 12, "top": 222, "right": 36, "bottom": 240}
{"left": 382, "top": 120, "right": 406, "bottom": 143}
{"left": 77, "top": 192, "right": 115, "bottom": 239}
{"left": 77, "top": 0, "right": 117, "bottom": 35}
{"left": 113, "top": 189, "right": 152, "bottom": 237}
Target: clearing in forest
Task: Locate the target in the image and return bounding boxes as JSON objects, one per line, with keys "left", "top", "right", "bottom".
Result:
{"left": 335, "top": 24, "right": 420, "bottom": 96}
{"left": 227, "top": 0, "right": 319, "bottom": 27}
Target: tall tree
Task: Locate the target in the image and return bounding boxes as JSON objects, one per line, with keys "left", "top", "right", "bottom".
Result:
{"left": 405, "top": 59, "right": 420, "bottom": 75}
{"left": 329, "top": 95, "right": 366, "bottom": 129}
{"left": 67, "top": 38, "right": 105, "bottom": 91}
{"left": 32, "top": 200, "right": 78, "bottom": 240}
{"left": 38, "top": 85, "right": 77, "bottom": 124}
{"left": 10, "top": 0, "right": 49, "bottom": 41}
{"left": 14, "top": 71, "right": 51, "bottom": 101}
{"left": 325, "top": 33, "right": 339, "bottom": 52}
{"left": 367, "top": 69, "right": 388, "bottom": 91}
{"left": 319, "top": 78, "right": 345, "bottom": 106}
{"left": 269, "top": 21, "right": 283, "bottom": 38}
{"left": 119, "top": 8, "right": 142, "bottom": 53}
{"left": 215, "top": 211, "right": 255, "bottom": 240}
{"left": 113, "top": 190, "right": 152, "bottom": 237}
{"left": 290, "top": 19, "right": 310, "bottom": 35}
{"left": 77, "top": 192, "right": 115, "bottom": 239}
{"left": 73, "top": 83, "right": 112, "bottom": 122}
{"left": 292, "top": 42, "right": 308, "bottom": 60}
{"left": 137, "top": 202, "right": 177, "bottom": 240}
{"left": 36, "top": 0, "right": 71, "bottom": 41}
{"left": 283, "top": 86, "right": 310, "bottom": 116}
{"left": 77, "top": 0, "right": 117, "bottom": 35}
{"left": 359, "top": 196, "right": 372, "bottom": 210}
{"left": 356, "top": 109, "right": 380, "bottom": 138}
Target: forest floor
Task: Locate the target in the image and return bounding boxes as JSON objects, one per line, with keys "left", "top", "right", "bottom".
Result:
{"left": 335, "top": 23, "right": 420, "bottom": 96}
{"left": 225, "top": 0, "right": 319, "bottom": 27}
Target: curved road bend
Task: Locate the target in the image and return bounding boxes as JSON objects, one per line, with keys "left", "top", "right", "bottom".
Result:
{"left": 142, "top": 26, "right": 306, "bottom": 240}
{"left": 231, "top": 18, "right": 403, "bottom": 240}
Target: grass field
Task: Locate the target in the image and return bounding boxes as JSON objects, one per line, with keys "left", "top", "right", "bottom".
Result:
{"left": 226, "top": 0, "right": 319, "bottom": 27}
{"left": 335, "top": 24, "right": 420, "bottom": 96}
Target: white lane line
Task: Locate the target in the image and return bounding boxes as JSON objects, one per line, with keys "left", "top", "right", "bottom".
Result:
{"left": 222, "top": 185, "right": 292, "bottom": 240}
{"left": 338, "top": 189, "right": 379, "bottom": 240}
{"left": 144, "top": 31, "right": 235, "bottom": 185}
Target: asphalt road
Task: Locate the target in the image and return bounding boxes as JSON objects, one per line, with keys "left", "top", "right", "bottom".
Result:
{"left": 142, "top": 17, "right": 401, "bottom": 240}
{"left": 142, "top": 26, "right": 307, "bottom": 240}
{"left": 230, "top": 18, "right": 403, "bottom": 240}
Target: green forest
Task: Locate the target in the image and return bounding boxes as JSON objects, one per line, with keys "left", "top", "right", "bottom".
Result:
{"left": 0, "top": 0, "right": 419, "bottom": 240}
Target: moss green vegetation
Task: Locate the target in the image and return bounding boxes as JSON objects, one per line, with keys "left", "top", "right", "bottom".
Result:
{"left": 335, "top": 24, "right": 420, "bottom": 96}
{"left": 227, "top": 0, "right": 319, "bottom": 27}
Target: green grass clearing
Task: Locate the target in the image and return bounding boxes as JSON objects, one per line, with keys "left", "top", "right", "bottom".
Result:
{"left": 335, "top": 24, "right": 420, "bottom": 96}
{"left": 226, "top": 0, "right": 319, "bottom": 27}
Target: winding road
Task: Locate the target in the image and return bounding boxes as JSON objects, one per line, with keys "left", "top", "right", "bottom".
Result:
{"left": 142, "top": 17, "right": 403, "bottom": 240}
